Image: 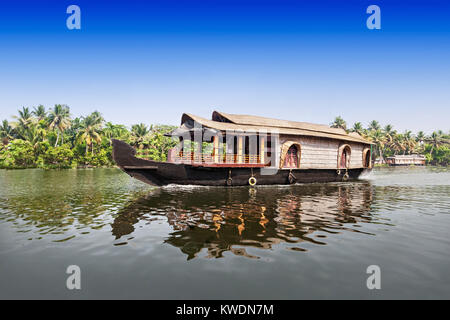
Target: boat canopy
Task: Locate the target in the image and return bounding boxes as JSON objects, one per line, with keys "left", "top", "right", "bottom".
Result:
{"left": 170, "top": 111, "right": 373, "bottom": 145}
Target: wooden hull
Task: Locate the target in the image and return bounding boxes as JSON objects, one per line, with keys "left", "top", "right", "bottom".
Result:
{"left": 112, "top": 139, "right": 371, "bottom": 187}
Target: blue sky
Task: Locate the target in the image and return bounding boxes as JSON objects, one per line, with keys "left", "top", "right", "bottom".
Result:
{"left": 0, "top": 0, "right": 449, "bottom": 132}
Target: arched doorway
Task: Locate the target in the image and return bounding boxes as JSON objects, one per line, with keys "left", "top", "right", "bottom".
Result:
{"left": 363, "top": 148, "right": 371, "bottom": 168}
{"left": 338, "top": 145, "right": 351, "bottom": 169}
{"left": 284, "top": 145, "right": 299, "bottom": 168}
{"left": 280, "top": 141, "right": 301, "bottom": 169}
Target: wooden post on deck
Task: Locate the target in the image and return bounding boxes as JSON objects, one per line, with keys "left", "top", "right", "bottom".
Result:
{"left": 195, "top": 140, "right": 202, "bottom": 164}
{"left": 179, "top": 137, "right": 184, "bottom": 160}
{"left": 237, "top": 136, "right": 243, "bottom": 164}
{"left": 213, "top": 135, "right": 219, "bottom": 163}
{"left": 260, "top": 136, "right": 265, "bottom": 164}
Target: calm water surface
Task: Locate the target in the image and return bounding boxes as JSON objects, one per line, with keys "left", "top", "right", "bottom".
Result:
{"left": 0, "top": 167, "right": 449, "bottom": 299}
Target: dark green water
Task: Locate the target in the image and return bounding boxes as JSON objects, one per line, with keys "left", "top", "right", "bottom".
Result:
{"left": 0, "top": 167, "right": 449, "bottom": 299}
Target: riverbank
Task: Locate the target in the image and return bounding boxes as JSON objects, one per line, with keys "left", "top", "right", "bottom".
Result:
{"left": 2, "top": 106, "right": 449, "bottom": 169}
{"left": 1, "top": 161, "right": 449, "bottom": 170}
{"left": 2, "top": 163, "right": 449, "bottom": 170}
{"left": 0, "top": 165, "right": 119, "bottom": 170}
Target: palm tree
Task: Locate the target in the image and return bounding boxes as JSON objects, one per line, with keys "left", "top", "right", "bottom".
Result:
{"left": 413, "top": 131, "right": 426, "bottom": 153}
{"left": 103, "top": 122, "right": 129, "bottom": 146}
{"left": 330, "top": 116, "right": 347, "bottom": 131}
{"left": 48, "top": 104, "right": 71, "bottom": 147}
{"left": 390, "top": 133, "right": 404, "bottom": 155}
{"left": 16, "top": 107, "right": 33, "bottom": 126}
{"left": 77, "top": 113, "right": 103, "bottom": 155}
{"left": 22, "top": 122, "right": 47, "bottom": 152}
{"left": 416, "top": 131, "right": 425, "bottom": 144}
{"left": 368, "top": 120, "right": 380, "bottom": 132}
{"left": 368, "top": 129, "right": 387, "bottom": 163}
{"left": 382, "top": 124, "right": 396, "bottom": 154}
{"left": 32, "top": 105, "right": 47, "bottom": 121}
{"left": 402, "top": 130, "right": 416, "bottom": 155}
{"left": 131, "top": 123, "right": 150, "bottom": 148}
{"left": 383, "top": 124, "right": 395, "bottom": 138}
{"left": 90, "top": 111, "right": 105, "bottom": 124}
{"left": 0, "top": 120, "right": 14, "bottom": 145}
{"left": 350, "top": 122, "right": 365, "bottom": 136}
{"left": 426, "top": 131, "right": 444, "bottom": 156}
{"left": 11, "top": 107, "right": 35, "bottom": 139}
{"left": 65, "top": 117, "right": 82, "bottom": 146}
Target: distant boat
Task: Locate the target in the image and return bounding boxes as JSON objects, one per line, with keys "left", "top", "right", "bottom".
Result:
{"left": 112, "top": 111, "right": 374, "bottom": 186}
{"left": 386, "top": 154, "right": 426, "bottom": 166}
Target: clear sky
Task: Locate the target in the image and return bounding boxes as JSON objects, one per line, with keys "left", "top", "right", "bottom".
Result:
{"left": 0, "top": 0, "right": 449, "bottom": 133}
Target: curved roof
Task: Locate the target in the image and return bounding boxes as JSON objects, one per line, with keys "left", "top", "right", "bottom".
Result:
{"left": 212, "top": 111, "right": 347, "bottom": 136}
{"left": 180, "top": 112, "right": 373, "bottom": 145}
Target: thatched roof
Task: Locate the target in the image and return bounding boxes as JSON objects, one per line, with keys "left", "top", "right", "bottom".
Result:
{"left": 178, "top": 111, "right": 373, "bottom": 145}
{"left": 212, "top": 111, "right": 347, "bottom": 136}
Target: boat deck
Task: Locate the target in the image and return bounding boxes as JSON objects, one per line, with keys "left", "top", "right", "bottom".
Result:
{"left": 136, "top": 152, "right": 269, "bottom": 168}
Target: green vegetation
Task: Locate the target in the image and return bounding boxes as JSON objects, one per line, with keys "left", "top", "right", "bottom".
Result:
{"left": 0, "top": 105, "right": 177, "bottom": 169}
{"left": 1, "top": 106, "right": 448, "bottom": 169}
{"left": 331, "top": 117, "right": 450, "bottom": 166}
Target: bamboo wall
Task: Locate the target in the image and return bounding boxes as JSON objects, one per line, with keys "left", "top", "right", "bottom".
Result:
{"left": 349, "top": 143, "right": 364, "bottom": 168}
{"left": 279, "top": 135, "right": 369, "bottom": 169}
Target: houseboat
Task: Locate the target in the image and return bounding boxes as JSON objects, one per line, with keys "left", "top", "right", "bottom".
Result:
{"left": 386, "top": 154, "right": 426, "bottom": 166}
{"left": 112, "top": 111, "right": 374, "bottom": 186}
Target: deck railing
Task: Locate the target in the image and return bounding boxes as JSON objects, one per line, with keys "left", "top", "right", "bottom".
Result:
{"left": 136, "top": 150, "right": 262, "bottom": 164}
{"left": 176, "top": 153, "right": 261, "bottom": 164}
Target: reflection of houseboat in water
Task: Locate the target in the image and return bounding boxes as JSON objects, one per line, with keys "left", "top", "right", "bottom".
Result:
{"left": 112, "top": 111, "right": 374, "bottom": 186}
{"left": 112, "top": 183, "right": 374, "bottom": 259}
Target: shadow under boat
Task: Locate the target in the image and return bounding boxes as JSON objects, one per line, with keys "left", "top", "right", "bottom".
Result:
{"left": 112, "top": 182, "right": 375, "bottom": 259}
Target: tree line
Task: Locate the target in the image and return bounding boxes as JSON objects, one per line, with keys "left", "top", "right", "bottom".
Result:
{"left": 330, "top": 116, "right": 450, "bottom": 166}
{"left": 0, "top": 105, "right": 177, "bottom": 169}
{"left": 1, "top": 106, "right": 448, "bottom": 169}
